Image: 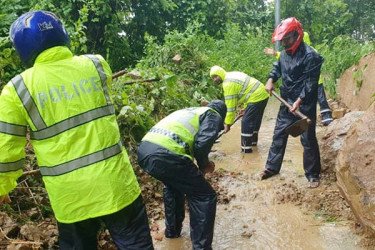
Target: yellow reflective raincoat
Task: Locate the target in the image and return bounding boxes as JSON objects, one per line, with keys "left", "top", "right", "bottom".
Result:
{"left": 0, "top": 46, "right": 140, "bottom": 223}
{"left": 142, "top": 107, "right": 212, "bottom": 160}
{"left": 221, "top": 72, "right": 269, "bottom": 125}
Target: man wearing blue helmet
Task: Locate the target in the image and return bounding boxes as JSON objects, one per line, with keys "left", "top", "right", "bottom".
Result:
{"left": 0, "top": 10, "right": 153, "bottom": 249}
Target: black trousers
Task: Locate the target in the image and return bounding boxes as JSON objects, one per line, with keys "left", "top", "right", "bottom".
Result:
{"left": 318, "top": 84, "right": 333, "bottom": 124}
{"left": 57, "top": 195, "right": 153, "bottom": 250}
{"left": 241, "top": 98, "right": 268, "bottom": 152}
{"left": 138, "top": 143, "right": 217, "bottom": 250}
{"left": 265, "top": 104, "right": 321, "bottom": 180}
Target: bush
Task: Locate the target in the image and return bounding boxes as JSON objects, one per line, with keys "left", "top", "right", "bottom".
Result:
{"left": 318, "top": 35, "right": 375, "bottom": 97}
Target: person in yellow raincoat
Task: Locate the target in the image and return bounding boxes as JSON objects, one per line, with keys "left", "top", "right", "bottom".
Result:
{"left": 0, "top": 10, "right": 153, "bottom": 249}
{"left": 210, "top": 66, "right": 269, "bottom": 153}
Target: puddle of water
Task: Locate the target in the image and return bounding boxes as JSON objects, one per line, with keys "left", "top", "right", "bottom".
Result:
{"left": 153, "top": 99, "right": 366, "bottom": 250}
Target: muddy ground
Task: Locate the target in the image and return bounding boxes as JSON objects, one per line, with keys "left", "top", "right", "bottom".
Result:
{"left": 152, "top": 99, "right": 375, "bottom": 250}
{"left": 1, "top": 100, "right": 375, "bottom": 249}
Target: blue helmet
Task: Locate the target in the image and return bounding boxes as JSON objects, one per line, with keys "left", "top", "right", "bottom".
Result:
{"left": 10, "top": 11, "right": 70, "bottom": 68}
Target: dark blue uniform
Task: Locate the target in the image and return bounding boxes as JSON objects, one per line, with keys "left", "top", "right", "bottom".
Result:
{"left": 266, "top": 42, "right": 323, "bottom": 181}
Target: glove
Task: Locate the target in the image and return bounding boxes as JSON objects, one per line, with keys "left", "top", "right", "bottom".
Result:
{"left": 0, "top": 194, "right": 11, "bottom": 206}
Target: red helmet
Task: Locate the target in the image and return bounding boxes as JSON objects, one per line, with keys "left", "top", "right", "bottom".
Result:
{"left": 271, "top": 17, "right": 303, "bottom": 56}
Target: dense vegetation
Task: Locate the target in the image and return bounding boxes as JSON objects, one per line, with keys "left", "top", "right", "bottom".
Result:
{"left": 0, "top": 1, "right": 374, "bottom": 247}
{"left": 0, "top": 0, "right": 374, "bottom": 143}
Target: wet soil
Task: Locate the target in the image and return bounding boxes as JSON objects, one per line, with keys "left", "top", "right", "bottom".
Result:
{"left": 152, "top": 99, "right": 374, "bottom": 250}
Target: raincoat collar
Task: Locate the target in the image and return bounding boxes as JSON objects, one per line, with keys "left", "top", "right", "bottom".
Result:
{"left": 34, "top": 46, "right": 73, "bottom": 65}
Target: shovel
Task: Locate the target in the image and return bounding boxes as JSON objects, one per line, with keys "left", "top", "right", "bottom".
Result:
{"left": 271, "top": 90, "right": 312, "bottom": 137}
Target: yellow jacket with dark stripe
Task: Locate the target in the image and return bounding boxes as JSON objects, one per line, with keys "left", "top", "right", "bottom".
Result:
{"left": 223, "top": 72, "right": 269, "bottom": 125}
{"left": 0, "top": 46, "right": 140, "bottom": 223}
{"left": 142, "top": 107, "right": 212, "bottom": 160}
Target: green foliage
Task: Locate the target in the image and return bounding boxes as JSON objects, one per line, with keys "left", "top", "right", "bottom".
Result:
{"left": 113, "top": 68, "right": 199, "bottom": 145}
{"left": 113, "top": 21, "right": 277, "bottom": 146}
{"left": 204, "top": 23, "right": 274, "bottom": 83}
{"left": 30, "top": 0, "right": 133, "bottom": 71}
{"left": 167, "top": 0, "right": 230, "bottom": 37}
{"left": 318, "top": 35, "right": 375, "bottom": 97}
{"left": 124, "top": 0, "right": 230, "bottom": 59}
{"left": 228, "top": 0, "right": 273, "bottom": 36}
{"left": 140, "top": 23, "right": 208, "bottom": 83}
{"left": 0, "top": 0, "right": 30, "bottom": 86}
{"left": 343, "top": 0, "right": 375, "bottom": 40}
{"left": 352, "top": 68, "right": 364, "bottom": 93}
{"left": 138, "top": 22, "right": 222, "bottom": 101}
{"left": 280, "top": 0, "right": 353, "bottom": 43}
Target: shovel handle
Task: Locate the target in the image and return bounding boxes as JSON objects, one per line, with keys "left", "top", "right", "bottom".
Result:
{"left": 271, "top": 91, "right": 311, "bottom": 124}
{"left": 216, "top": 114, "right": 243, "bottom": 140}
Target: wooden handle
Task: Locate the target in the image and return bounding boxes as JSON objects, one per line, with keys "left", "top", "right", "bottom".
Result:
{"left": 216, "top": 114, "right": 243, "bottom": 140}
{"left": 271, "top": 90, "right": 311, "bottom": 123}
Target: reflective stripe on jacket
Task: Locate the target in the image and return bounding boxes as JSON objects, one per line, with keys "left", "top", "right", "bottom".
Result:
{"left": 142, "top": 107, "right": 212, "bottom": 160}
{"left": 0, "top": 46, "right": 140, "bottom": 223}
{"left": 223, "top": 72, "right": 269, "bottom": 125}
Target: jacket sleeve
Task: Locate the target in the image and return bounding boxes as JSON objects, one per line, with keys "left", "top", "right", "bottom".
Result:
{"left": 223, "top": 82, "right": 238, "bottom": 125}
{"left": 194, "top": 111, "right": 222, "bottom": 170}
{"left": 0, "top": 82, "right": 27, "bottom": 195}
{"left": 268, "top": 59, "right": 282, "bottom": 83}
{"left": 299, "top": 53, "right": 324, "bottom": 102}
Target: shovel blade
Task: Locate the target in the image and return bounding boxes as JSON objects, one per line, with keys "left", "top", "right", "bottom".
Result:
{"left": 285, "top": 118, "right": 310, "bottom": 137}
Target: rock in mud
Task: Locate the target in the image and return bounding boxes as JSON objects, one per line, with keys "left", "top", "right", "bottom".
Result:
{"left": 318, "top": 111, "right": 364, "bottom": 174}
{"left": 336, "top": 104, "right": 375, "bottom": 234}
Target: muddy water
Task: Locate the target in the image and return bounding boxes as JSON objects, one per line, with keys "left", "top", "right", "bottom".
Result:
{"left": 153, "top": 99, "right": 365, "bottom": 250}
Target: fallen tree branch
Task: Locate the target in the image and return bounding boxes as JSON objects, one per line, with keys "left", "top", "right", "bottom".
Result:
{"left": 22, "top": 169, "right": 40, "bottom": 176}
{"left": 122, "top": 78, "right": 160, "bottom": 85}
{"left": 23, "top": 181, "right": 44, "bottom": 219}
{"left": 0, "top": 227, "right": 42, "bottom": 248}
{"left": 112, "top": 69, "right": 128, "bottom": 79}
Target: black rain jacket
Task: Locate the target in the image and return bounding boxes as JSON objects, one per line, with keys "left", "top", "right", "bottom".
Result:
{"left": 269, "top": 42, "right": 324, "bottom": 114}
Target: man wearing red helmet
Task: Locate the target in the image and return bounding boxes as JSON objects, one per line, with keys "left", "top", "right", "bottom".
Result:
{"left": 264, "top": 31, "right": 333, "bottom": 126}
{"left": 259, "top": 17, "right": 323, "bottom": 188}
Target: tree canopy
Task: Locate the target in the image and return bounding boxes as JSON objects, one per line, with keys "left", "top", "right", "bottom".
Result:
{"left": 0, "top": 0, "right": 374, "bottom": 86}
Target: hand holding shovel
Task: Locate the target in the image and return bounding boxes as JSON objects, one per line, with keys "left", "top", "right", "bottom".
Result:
{"left": 215, "top": 113, "right": 243, "bottom": 142}
{"left": 271, "top": 90, "right": 312, "bottom": 137}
